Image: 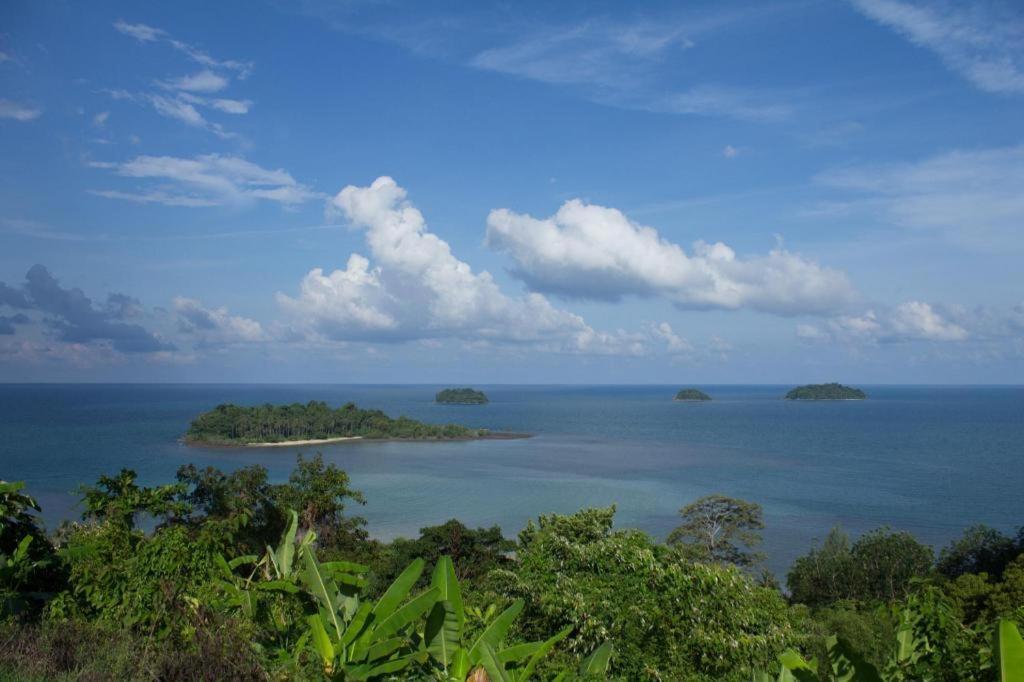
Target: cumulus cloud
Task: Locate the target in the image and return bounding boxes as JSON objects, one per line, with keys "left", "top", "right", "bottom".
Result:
{"left": 0, "top": 100, "right": 41, "bottom": 121}
{"left": 0, "top": 265, "right": 173, "bottom": 353}
{"left": 90, "top": 154, "right": 320, "bottom": 207}
{"left": 851, "top": 0, "right": 1024, "bottom": 94}
{"left": 0, "top": 314, "right": 30, "bottom": 335}
{"left": 799, "top": 300, "right": 968, "bottom": 344}
{"left": 173, "top": 297, "right": 265, "bottom": 344}
{"left": 650, "top": 322, "right": 694, "bottom": 354}
{"left": 816, "top": 144, "right": 1024, "bottom": 241}
{"left": 279, "top": 177, "right": 646, "bottom": 355}
{"left": 486, "top": 199, "right": 856, "bottom": 315}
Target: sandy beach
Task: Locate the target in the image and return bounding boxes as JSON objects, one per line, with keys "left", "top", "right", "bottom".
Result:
{"left": 244, "top": 436, "right": 364, "bottom": 448}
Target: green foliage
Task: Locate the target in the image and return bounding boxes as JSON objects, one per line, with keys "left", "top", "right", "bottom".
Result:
{"left": 674, "top": 388, "right": 712, "bottom": 401}
{"left": 436, "top": 388, "right": 489, "bottom": 404}
{"left": 77, "top": 469, "right": 186, "bottom": 530}
{"left": 937, "top": 524, "right": 1023, "bottom": 580}
{"left": 667, "top": 494, "right": 765, "bottom": 567}
{"left": 371, "top": 519, "right": 514, "bottom": 595}
{"left": 185, "top": 400, "right": 481, "bottom": 445}
{"left": 784, "top": 383, "right": 867, "bottom": 400}
{"left": 787, "top": 527, "right": 934, "bottom": 606}
{"left": 492, "top": 506, "right": 793, "bottom": 680}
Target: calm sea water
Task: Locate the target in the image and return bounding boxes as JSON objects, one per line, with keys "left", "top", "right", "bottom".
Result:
{"left": 1, "top": 384, "right": 1021, "bottom": 576}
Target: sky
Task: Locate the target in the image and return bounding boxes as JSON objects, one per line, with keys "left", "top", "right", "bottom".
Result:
{"left": 1, "top": 0, "right": 1023, "bottom": 383}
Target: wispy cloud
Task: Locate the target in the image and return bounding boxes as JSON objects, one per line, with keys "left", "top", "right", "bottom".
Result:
{"left": 469, "top": 10, "right": 798, "bottom": 121}
{"left": 0, "top": 99, "right": 41, "bottom": 121}
{"left": 113, "top": 21, "right": 253, "bottom": 77}
{"left": 90, "top": 154, "right": 322, "bottom": 208}
{"left": 108, "top": 21, "right": 253, "bottom": 136}
{"left": 815, "top": 143, "right": 1024, "bottom": 244}
{"left": 851, "top": 0, "right": 1024, "bottom": 94}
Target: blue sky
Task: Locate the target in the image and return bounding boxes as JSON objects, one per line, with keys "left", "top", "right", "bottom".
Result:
{"left": 1, "top": 0, "right": 1022, "bottom": 383}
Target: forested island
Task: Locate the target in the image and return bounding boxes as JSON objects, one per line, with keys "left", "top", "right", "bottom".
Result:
{"left": 785, "top": 382, "right": 867, "bottom": 400}
{"left": 435, "top": 387, "right": 489, "bottom": 404}
{"left": 184, "top": 400, "right": 487, "bottom": 445}
{"left": 674, "top": 388, "right": 712, "bottom": 401}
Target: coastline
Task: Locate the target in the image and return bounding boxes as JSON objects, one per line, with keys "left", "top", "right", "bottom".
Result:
{"left": 185, "top": 431, "right": 531, "bottom": 448}
{"left": 245, "top": 436, "right": 364, "bottom": 448}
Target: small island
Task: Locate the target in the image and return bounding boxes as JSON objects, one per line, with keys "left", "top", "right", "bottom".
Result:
{"left": 436, "top": 388, "right": 489, "bottom": 405}
{"left": 784, "top": 383, "right": 867, "bottom": 400}
{"left": 674, "top": 388, "right": 712, "bottom": 401}
{"left": 185, "top": 400, "right": 490, "bottom": 446}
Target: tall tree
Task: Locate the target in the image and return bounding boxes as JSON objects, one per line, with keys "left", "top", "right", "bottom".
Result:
{"left": 667, "top": 494, "right": 765, "bottom": 567}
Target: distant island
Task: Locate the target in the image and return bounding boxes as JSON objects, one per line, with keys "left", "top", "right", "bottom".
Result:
{"left": 674, "top": 388, "right": 712, "bottom": 401}
{"left": 185, "top": 400, "right": 491, "bottom": 446}
{"left": 784, "top": 383, "right": 867, "bottom": 400}
{"left": 436, "top": 387, "right": 489, "bottom": 404}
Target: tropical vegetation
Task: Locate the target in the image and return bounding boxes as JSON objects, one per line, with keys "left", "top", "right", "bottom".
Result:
{"left": 436, "top": 388, "right": 489, "bottom": 405}
{"left": 2, "top": 467, "right": 1022, "bottom": 680}
{"left": 785, "top": 383, "right": 867, "bottom": 400}
{"left": 185, "top": 401, "right": 484, "bottom": 445}
{"left": 674, "top": 388, "right": 712, "bottom": 401}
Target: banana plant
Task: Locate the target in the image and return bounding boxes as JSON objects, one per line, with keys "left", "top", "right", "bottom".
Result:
{"left": 300, "top": 553, "right": 436, "bottom": 679}
{"left": 422, "top": 555, "right": 609, "bottom": 681}
{"left": 995, "top": 619, "right": 1024, "bottom": 682}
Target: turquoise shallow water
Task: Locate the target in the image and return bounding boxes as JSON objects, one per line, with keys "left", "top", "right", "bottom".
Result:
{"left": 1, "top": 384, "right": 1021, "bottom": 576}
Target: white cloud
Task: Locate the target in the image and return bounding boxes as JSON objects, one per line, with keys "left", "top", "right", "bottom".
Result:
{"left": 209, "top": 98, "right": 252, "bottom": 114}
{"left": 722, "top": 145, "right": 740, "bottom": 158}
{"left": 164, "top": 69, "right": 229, "bottom": 93}
{"left": 468, "top": 10, "right": 796, "bottom": 122}
{"left": 650, "top": 322, "right": 694, "bottom": 354}
{"left": 173, "top": 297, "right": 265, "bottom": 344}
{"left": 486, "top": 199, "right": 856, "bottom": 315}
{"left": 147, "top": 94, "right": 231, "bottom": 137}
{"left": 90, "top": 154, "right": 320, "bottom": 207}
{"left": 799, "top": 301, "right": 968, "bottom": 344}
{"left": 851, "top": 0, "right": 1024, "bottom": 94}
{"left": 0, "top": 100, "right": 41, "bottom": 121}
{"left": 279, "top": 176, "right": 647, "bottom": 355}
{"left": 817, "top": 144, "right": 1024, "bottom": 241}
{"left": 92, "top": 111, "right": 109, "bottom": 127}
{"left": 114, "top": 20, "right": 253, "bottom": 76}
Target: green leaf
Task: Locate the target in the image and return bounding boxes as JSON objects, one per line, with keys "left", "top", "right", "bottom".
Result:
{"left": 301, "top": 546, "right": 342, "bottom": 640}
{"left": 322, "top": 560, "right": 370, "bottom": 574}
{"left": 372, "top": 558, "right": 424, "bottom": 622}
{"left": 374, "top": 585, "right": 441, "bottom": 639}
{"left": 338, "top": 601, "right": 374, "bottom": 650}
{"left": 228, "top": 554, "right": 258, "bottom": 570}
{"left": 478, "top": 642, "right": 511, "bottom": 682}
{"left": 519, "top": 626, "right": 572, "bottom": 681}
{"left": 777, "top": 649, "right": 818, "bottom": 682}
{"left": 306, "top": 613, "right": 335, "bottom": 670}
{"left": 254, "top": 579, "right": 300, "bottom": 594}
{"left": 426, "top": 601, "right": 461, "bottom": 668}
{"left": 996, "top": 619, "right": 1024, "bottom": 682}
{"left": 468, "top": 599, "right": 524, "bottom": 663}
{"left": 431, "top": 556, "right": 465, "bottom": 634}
{"left": 578, "top": 641, "right": 613, "bottom": 676}
{"left": 275, "top": 509, "right": 298, "bottom": 577}
{"left": 365, "top": 636, "right": 405, "bottom": 662}
{"left": 498, "top": 641, "right": 543, "bottom": 665}
{"left": 449, "top": 648, "right": 470, "bottom": 680}
{"left": 828, "top": 636, "right": 882, "bottom": 682}
{"left": 365, "top": 650, "right": 429, "bottom": 678}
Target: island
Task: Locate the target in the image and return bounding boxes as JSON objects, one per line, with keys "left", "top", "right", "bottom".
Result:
{"left": 674, "top": 388, "right": 712, "bottom": 401}
{"left": 436, "top": 388, "right": 489, "bottom": 405}
{"left": 784, "top": 383, "right": 867, "bottom": 400}
{"left": 184, "top": 400, "right": 492, "bottom": 446}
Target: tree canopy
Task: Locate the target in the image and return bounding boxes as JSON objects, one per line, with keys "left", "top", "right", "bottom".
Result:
{"left": 667, "top": 494, "right": 765, "bottom": 567}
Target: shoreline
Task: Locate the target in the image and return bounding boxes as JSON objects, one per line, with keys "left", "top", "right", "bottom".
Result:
{"left": 185, "top": 431, "right": 532, "bottom": 448}
{"left": 245, "top": 436, "right": 364, "bottom": 448}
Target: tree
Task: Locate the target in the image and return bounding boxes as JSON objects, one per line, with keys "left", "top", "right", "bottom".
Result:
{"left": 937, "top": 524, "right": 1022, "bottom": 580}
{"left": 788, "top": 526, "right": 933, "bottom": 606}
{"left": 78, "top": 469, "right": 186, "bottom": 530}
{"left": 491, "top": 506, "right": 793, "bottom": 680}
{"left": 271, "top": 453, "right": 367, "bottom": 549}
{"left": 667, "top": 494, "right": 765, "bottom": 567}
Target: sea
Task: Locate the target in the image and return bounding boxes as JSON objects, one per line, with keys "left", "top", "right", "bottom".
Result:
{"left": 1, "top": 384, "right": 1021, "bottom": 577}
